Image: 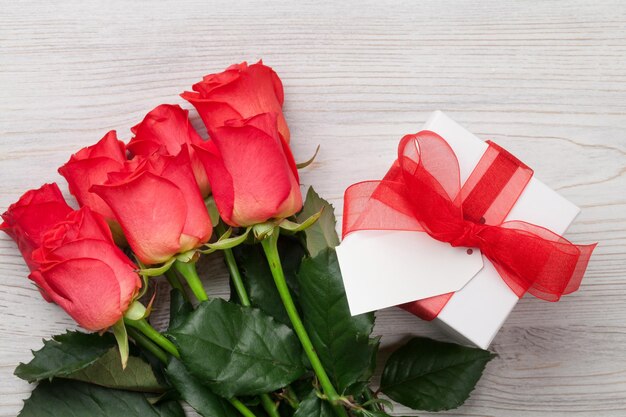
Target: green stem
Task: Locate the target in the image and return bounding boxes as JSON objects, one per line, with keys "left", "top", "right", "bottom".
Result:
{"left": 124, "top": 318, "right": 180, "bottom": 359}
{"left": 261, "top": 228, "right": 348, "bottom": 417}
{"left": 229, "top": 398, "right": 258, "bottom": 417}
{"left": 217, "top": 225, "right": 280, "bottom": 417}
{"left": 225, "top": 247, "right": 251, "bottom": 305}
{"left": 260, "top": 394, "right": 279, "bottom": 417}
{"left": 165, "top": 269, "right": 188, "bottom": 300}
{"left": 127, "top": 327, "right": 168, "bottom": 364}
{"left": 281, "top": 386, "right": 300, "bottom": 410}
{"left": 174, "top": 260, "right": 208, "bottom": 302}
{"left": 216, "top": 224, "right": 251, "bottom": 306}
{"left": 362, "top": 388, "right": 381, "bottom": 411}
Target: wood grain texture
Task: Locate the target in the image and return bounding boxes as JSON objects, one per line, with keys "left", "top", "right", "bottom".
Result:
{"left": 1, "top": 0, "right": 625, "bottom": 415}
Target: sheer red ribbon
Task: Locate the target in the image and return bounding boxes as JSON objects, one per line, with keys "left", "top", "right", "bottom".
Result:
{"left": 342, "top": 130, "right": 596, "bottom": 321}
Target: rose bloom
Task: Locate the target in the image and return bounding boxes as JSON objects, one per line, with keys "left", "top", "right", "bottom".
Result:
{"left": 92, "top": 147, "right": 212, "bottom": 264}
{"left": 194, "top": 112, "right": 302, "bottom": 227}
{"left": 30, "top": 208, "right": 141, "bottom": 331}
{"left": 0, "top": 183, "right": 73, "bottom": 271}
{"left": 182, "top": 60, "right": 290, "bottom": 143}
{"left": 127, "top": 104, "right": 210, "bottom": 196}
{"left": 58, "top": 130, "right": 127, "bottom": 223}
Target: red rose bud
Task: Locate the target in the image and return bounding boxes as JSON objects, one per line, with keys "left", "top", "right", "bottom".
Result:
{"left": 127, "top": 104, "right": 210, "bottom": 196}
{"left": 182, "top": 60, "right": 290, "bottom": 144}
{"left": 58, "top": 130, "right": 127, "bottom": 223}
{"left": 92, "top": 147, "right": 212, "bottom": 264}
{"left": 30, "top": 208, "right": 141, "bottom": 331}
{"left": 194, "top": 113, "right": 302, "bottom": 227}
{"left": 1, "top": 183, "right": 73, "bottom": 271}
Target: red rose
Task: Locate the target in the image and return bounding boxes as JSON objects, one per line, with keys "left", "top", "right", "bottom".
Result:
{"left": 0, "top": 183, "right": 73, "bottom": 271}
{"left": 92, "top": 148, "right": 212, "bottom": 264}
{"left": 194, "top": 113, "right": 302, "bottom": 227}
{"left": 58, "top": 130, "right": 127, "bottom": 222}
{"left": 127, "top": 104, "right": 210, "bottom": 196}
{"left": 30, "top": 208, "right": 141, "bottom": 331}
{"left": 182, "top": 61, "right": 290, "bottom": 143}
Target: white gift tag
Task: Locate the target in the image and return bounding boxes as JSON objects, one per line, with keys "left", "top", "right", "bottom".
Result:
{"left": 336, "top": 230, "right": 483, "bottom": 315}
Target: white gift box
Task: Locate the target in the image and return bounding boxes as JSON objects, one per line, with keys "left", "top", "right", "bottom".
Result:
{"left": 336, "top": 111, "right": 580, "bottom": 349}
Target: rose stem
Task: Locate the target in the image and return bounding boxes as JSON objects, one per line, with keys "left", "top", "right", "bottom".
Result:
{"left": 173, "top": 260, "right": 208, "bottom": 302}
{"left": 124, "top": 317, "right": 180, "bottom": 358}
{"left": 127, "top": 327, "right": 168, "bottom": 364}
{"left": 261, "top": 228, "right": 348, "bottom": 417}
{"left": 164, "top": 269, "right": 188, "bottom": 300}
{"left": 125, "top": 318, "right": 258, "bottom": 417}
{"left": 216, "top": 224, "right": 280, "bottom": 417}
{"left": 229, "top": 398, "right": 258, "bottom": 417}
{"left": 362, "top": 388, "right": 382, "bottom": 411}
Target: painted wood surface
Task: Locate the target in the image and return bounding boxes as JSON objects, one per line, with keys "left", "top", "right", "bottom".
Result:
{"left": 1, "top": 1, "right": 625, "bottom": 415}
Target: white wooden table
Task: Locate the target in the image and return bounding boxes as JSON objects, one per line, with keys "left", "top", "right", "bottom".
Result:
{"left": 1, "top": 1, "right": 625, "bottom": 415}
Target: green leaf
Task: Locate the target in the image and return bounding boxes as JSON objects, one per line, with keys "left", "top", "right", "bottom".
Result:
{"left": 297, "top": 248, "right": 376, "bottom": 394}
{"left": 297, "top": 187, "right": 340, "bottom": 257}
{"left": 168, "top": 298, "right": 306, "bottom": 397}
{"left": 67, "top": 348, "right": 165, "bottom": 393}
{"left": 233, "top": 238, "right": 306, "bottom": 327}
{"left": 292, "top": 390, "right": 335, "bottom": 417}
{"left": 345, "top": 337, "right": 381, "bottom": 397}
{"left": 380, "top": 337, "right": 495, "bottom": 411}
{"left": 154, "top": 400, "right": 186, "bottom": 417}
{"left": 18, "top": 379, "right": 182, "bottom": 417}
{"left": 15, "top": 330, "right": 165, "bottom": 393}
{"left": 15, "top": 331, "right": 115, "bottom": 383}
{"left": 168, "top": 289, "right": 194, "bottom": 331}
{"left": 166, "top": 358, "right": 238, "bottom": 417}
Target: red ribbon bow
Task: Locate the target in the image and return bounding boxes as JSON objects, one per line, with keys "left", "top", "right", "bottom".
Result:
{"left": 343, "top": 131, "right": 596, "bottom": 320}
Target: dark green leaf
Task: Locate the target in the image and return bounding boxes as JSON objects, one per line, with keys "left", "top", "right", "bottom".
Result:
{"left": 380, "top": 337, "right": 495, "bottom": 411}
{"left": 67, "top": 348, "right": 165, "bottom": 393}
{"left": 15, "top": 331, "right": 115, "bottom": 383}
{"left": 293, "top": 390, "right": 335, "bottom": 417}
{"left": 166, "top": 358, "right": 237, "bottom": 417}
{"left": 297, "top": 187, "right": 340, "bottom": 256}
{"left": 168, "top": 298, "right": 306, "bottom": 397}
{"left": 154, "top": 400, "right": 186, "bottom": 417}
{"left": 297, "top": 248, "right": 376, "bottom": 394}
{"left": 345, "top": 337, "right": 381, "bottom": 397}
{"left": 168, "top": 289, "right": 194, "bottom": 331}
{"left": 18, "top": 379, "right": 182, "bottom": 417}
{"left": 233, "top": 237, "right": 305, "bottom": 326}
{"left": 290, "top": 377, "right": 318, "bottom": 404}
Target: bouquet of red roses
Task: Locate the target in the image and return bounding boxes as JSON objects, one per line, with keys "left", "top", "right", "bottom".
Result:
{"left": 2, "top": 61, "right": 493, "bottom": 417}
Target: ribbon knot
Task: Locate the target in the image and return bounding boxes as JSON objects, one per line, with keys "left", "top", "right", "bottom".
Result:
{"left": 449, "top": 221, "right": 484, "bottom": 249}
{"left": 343, "top": 130, "right": 596, "bottom": 310}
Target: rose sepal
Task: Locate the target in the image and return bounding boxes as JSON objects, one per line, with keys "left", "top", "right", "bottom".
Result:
{"left": 277, "top": 208, "right": 323, "bottom": 234}
{"left": 111, "top": 319, "right": 129, "bottom": 370}
{"left": 295, "top": 144, "right": 320, "bottom": 169}
{"left": 199, "top": 226, "right": 252, "bottom": 254}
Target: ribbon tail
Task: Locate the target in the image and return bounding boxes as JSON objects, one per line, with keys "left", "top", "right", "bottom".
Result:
{"left": 401, "top": 293, "right": 454, "bottom": 321}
